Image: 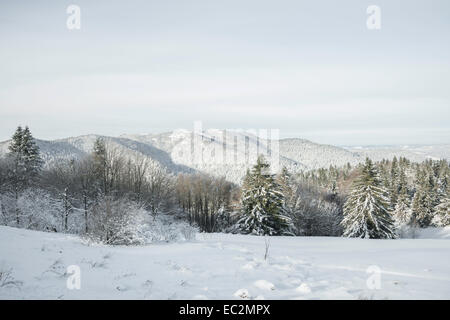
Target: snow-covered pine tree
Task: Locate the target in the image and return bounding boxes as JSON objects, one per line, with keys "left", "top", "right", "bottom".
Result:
{"left": 237, "top": 166, "right": 273, "bottom": 235}
{"left": 236, "top": 156, "right": 292, "bottom": 236}
{"left": 277, "top": 166, "right": 296, "bottom": 217}
{"left": 392, "top": 167, "right": 412, "bottom": 225}
{"left": 8, "top": 126, "right": 43, "bottom": 183}
{"left": 7, "top": 126, "right": 43, "bottom": 226}
{"left": 389, "top": 156, "right": 400, "bottom": 207}
{"left": 20, "top": 126, "right": 43, "bottom": 177}
{"left": 341, "top": 158, "right": 396, "bottom": 239}
{"left": 92, "top": 137, "right": 108, "bottom": 195}
{"left": 392, "top": 187, "right": 412, "bottom": 225}
{"left": 411, "top": 168, "right": 436, "bottom": 228}
{"left": 8, "top": 126, "right": 23, "bottom": 154}
{"left": 392, "top": 191, "right": 416, "bottom": 238}
{"left": 411, "top": 189, "right": 429, "bottom": 228}
{"left": 432, "top": 196, "right": 450, "bottom": 227}
{"left": 434, "top": 160, "right": 449, "bottom": 217}
{"left": 214, "top": 205, "right": 231, "bottom": 232}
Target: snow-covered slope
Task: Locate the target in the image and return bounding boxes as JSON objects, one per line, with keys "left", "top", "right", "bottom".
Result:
{"left": 0, "top": 138, "right": 88, "bottom": 168}
{"left": 1, "top": 226, "right": 450, "bottom": 299}
{"left": 0, "top": 134, "right": 194, "bottom": 175}
{"left": 345, "top": 145, "right": 450, "bottom": 163}
{"left": 122, "top": 132, "right": 362, "bottom": 171}
{"left": 279, "top": 138, "right": 363, "bottom": 169}
{"left": 121, "top": 130, "right": 305, "bottom": 183}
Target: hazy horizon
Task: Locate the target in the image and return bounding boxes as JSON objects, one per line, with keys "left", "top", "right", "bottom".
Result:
{"left": 1, "top": 0, "right": 449, "bottom": 145}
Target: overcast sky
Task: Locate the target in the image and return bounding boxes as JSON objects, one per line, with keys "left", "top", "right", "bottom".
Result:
{"left": 0, "top": 0, "right": 449, "bottom": 145}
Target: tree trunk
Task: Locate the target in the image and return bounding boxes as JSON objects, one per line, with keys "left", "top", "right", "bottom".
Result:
{"left": 15, "top": 185, "right": 19, "bottom": 226}
{"left": 84, "top": 194, "right": 88, "bottom": 233}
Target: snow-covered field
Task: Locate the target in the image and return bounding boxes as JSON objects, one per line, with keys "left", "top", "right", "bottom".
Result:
{"left": 1, "top": 226, "right": 450, "bottom": 300}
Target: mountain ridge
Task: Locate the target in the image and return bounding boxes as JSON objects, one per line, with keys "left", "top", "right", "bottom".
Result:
{"left": 0, "top": 131, "right": 448, "bottom": 184}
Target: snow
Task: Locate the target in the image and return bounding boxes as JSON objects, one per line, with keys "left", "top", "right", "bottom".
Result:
{"left": 1, "top": 226, "right": 450, "bottom": 299}
{"left": 415, "top": 226, "right": 450, "bottom": 239}
{"left": 233, "top": 288, "right": 251, "bottom": 299}
{"left": 254, "top": 279, "right": 275, "bottom": 291}
{"left": 295, "top": 283, "right": 312, "bottom": 294}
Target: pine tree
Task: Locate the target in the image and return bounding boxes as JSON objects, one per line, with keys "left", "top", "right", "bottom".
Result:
{"left": 341, "top": 158, "right": 396, "bottom": 239}
{"left": 389, "top": 157, "right": 400, "bottom": 207}
{"left": 20, "top": 126, "right": 43, "bottom": 177}
{"left": 433, "top": 196, "right": 450, "bottom": 227}
{"left": 8, "top": 126, "right": 23, "bottom": 154}
{"left": 7, "top": 126, "right": 43, "bottom": 225}
{"left": 92, "top": 137, "right": 109, "bottom": 195}
{"left": 411, "top": 168, "right": 435, "bottom": 227}
{"left": 393, "top": 193, "right": 412, "bottom": 225}
{"left": 8, "top": 126, "right": 43, "bottom": 179}
{"left": 278, "top": 167, "right": 296, "bottom": 217}
{"left": 214, "top": 205, "right": 230, "bottom": 232}
{"left": 435, "top": 160, "right": 449, "bottom": 208}
{"left": 392, "top": 167, "right": 412, "bottom": 225}
{"left": 236, "top": 156, "right": 292, "bottom": 236}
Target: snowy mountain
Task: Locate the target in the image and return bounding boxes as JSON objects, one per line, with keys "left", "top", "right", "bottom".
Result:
{"left": 278, "top": 138, "right": 363, "bottom": 169}
{"left": 0, "top": 131, "right": 448, "bottom": 184}
{"left": 0, "top": 134, "right": 195, "bottom": 175}
{"left": 121, "top": 130, "right": 305, "bottom": 183}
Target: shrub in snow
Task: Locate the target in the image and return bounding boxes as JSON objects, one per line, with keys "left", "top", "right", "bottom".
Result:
{"left": 395, "top": 223, "right": 420, "bottom": 239}
{"left": 0, "top": 193, "right": 15, "bottom": 226}
{"left": 89, "top": 196, "right": 149, "bottom": 245}
{"left": 87, "top": 196, "right": 198, "bottom": 245}
{"left": 0, "top": 266, "right": 22, "bottom": 288}
{"left": 0, "top": 188, "right": 85, "bottom": 233}
{"left": 144, "top": 215, "right": 198, "bottom": 243}
{"left": 16, "top": 188, "right": 61, "bottom": 232}
{"left": 179, "top": 223, "right": 198, "bottom": 241}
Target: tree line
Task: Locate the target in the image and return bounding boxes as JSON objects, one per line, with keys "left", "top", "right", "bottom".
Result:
{"left": 0, "top": 126, "right": 239, "bottom": 243}
{"left": 0, "top": 126, "right": 448, "bottom": 242}
{"left": 230, "top": 153, "right": 449, "bottom": 238}
{"left": 292, "top": 156, "right": 449, "bottom": 238}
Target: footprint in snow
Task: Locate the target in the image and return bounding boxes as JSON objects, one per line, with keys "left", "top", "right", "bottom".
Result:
{"left": 116, "top": 285, "right": 129, "bottom": 292}
{"left": 167, "top": 260, "right": 191, "bottom": 273}
{"left": 142, "top": 280, "right": 153, "bottom": 288}
{"left": 102, "top": 253, "right": 113, "bottom": 260}
{"left": 114, "top": 272, "right": 136, "bottom": 280}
